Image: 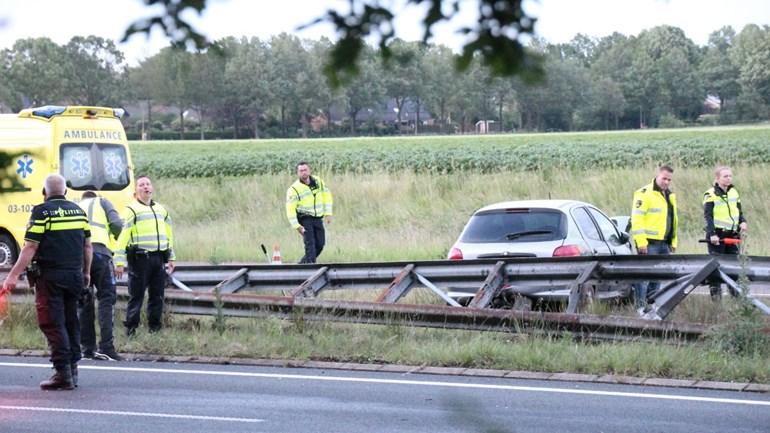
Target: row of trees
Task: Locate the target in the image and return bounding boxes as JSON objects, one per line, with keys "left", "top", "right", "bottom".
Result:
{"left": 1, "top": 24, "right": 769, "bottom": 138}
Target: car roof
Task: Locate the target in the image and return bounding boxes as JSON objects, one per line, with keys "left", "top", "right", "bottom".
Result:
{"left": 474, "top": 199, "right": 592, "bottom": 213}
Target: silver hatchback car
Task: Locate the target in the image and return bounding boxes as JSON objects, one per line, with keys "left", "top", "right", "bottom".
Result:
{"left": 448, "top": 200, "right": 632, "bottom": 260}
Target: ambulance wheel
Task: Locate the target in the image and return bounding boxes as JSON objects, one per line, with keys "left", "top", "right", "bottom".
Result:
{"left": 0, "top": 234, "right": 18, "bottom": 267}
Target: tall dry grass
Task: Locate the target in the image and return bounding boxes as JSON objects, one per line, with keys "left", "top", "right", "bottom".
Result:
{"left": 157, "top": 165, "right": 770, "bottom": 263}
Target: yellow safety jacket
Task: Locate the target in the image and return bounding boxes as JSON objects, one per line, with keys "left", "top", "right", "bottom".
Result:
{"left": 114, "top": 199, "right": 175, "bottom": 267}
{"left": 285, "top": 176, "right": 333, "bottom": 229}
{"left": 703, "top": 185, "right": 741, "bottom": 232}
{"left": 631, "top": 180, "right": 678, "bottom": 249}
{"left": 78, "top": 197, "right": 113, "bottom": 249}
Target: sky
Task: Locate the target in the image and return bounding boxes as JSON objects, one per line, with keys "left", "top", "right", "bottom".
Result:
{"left": 0, "top": 0, "right": 768, "bottom": 66}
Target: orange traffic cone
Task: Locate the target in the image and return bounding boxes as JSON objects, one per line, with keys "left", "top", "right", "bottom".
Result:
{"left": 272, "top": 243, "right": 282, "bottom": 264}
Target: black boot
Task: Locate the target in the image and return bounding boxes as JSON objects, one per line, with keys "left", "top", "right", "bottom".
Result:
{"left": 40, "top": 366, "right": 75, "bottom": 391}
{"left": 71, "top": 364, "right": 78, "bottom": 388}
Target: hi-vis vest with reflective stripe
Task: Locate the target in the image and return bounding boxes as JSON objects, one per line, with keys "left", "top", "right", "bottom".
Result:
{"left": 78, "top": 197, "right": 112, "bottom": 248}
{"left": 703, "top": 186, "right": 741, "bottom": 231}
{"left": 114, "top": 199, "right": 175, "bottom": 267}
{"left": 630, "top": 181, "right": 678, "bottom": 249}
{"left": 285, "top": 176, "right": 333, "bottom": 229}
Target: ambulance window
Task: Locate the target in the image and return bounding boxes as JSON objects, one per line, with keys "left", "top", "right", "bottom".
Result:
{"left": 60, "top": 143, "right": 129, "bottom": 191}
{"left": 61, "top": 145, "right": 94, "bottom": 188}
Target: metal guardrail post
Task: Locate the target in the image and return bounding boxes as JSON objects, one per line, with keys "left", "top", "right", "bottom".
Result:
{"left": 291, "top": 266, "right": 330, "bottom": 298}
{"left": 468, "top": 261, "right": 506, "bottom": 309}
{"left": 211, "top": 268, "right": 249, "bottom": 294}
{"left": 565, "top": 261, "right": 599, "bottom": 314}
{"left": 376, "top": 264, "right": 416, "bottom": 303}
{"left": 644, "top": 259, "right": 720, "bottom": 320}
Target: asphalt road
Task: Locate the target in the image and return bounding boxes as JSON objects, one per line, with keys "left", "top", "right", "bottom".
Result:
{"left": 1, "top": 356, "right": 769, "bottom": 433}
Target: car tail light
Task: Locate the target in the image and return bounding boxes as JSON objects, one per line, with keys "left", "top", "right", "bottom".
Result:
{"left": 448, "top": 247, "right": 463, "bottom": 260}
{"left": 553, "top": 245, "right": 582, "bottom": 257}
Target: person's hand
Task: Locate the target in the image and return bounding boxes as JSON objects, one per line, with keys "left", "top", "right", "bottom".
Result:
{"left": 325, "top": 216, "right": 332, "bottom": 225}
{"left": 710, "top": 235, "right": 720, "bottom": 245}
{"left": 740, "top": 222, "right": 748, "bottom": 233}
{"left": 1, "top": 274, "right": 18, "bottom": 293}
{"left": 637, "top": 246, "right": 648, "bottom": 255}
{"left": 83, "top": 273, "right": 91, "bottom": 288}
{"left": 166, "top": 261, "right": 175, "bottom": 274}
{"left": 115, "top": 265, "right": 125, "bottom": 280}
{"left": 297, "top": 226, "right": 305, "bottom": 236}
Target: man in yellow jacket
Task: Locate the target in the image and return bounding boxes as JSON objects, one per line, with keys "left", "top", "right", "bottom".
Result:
{"left": 630, "top": 165, "right": 678, "bottom": 308}
{"left": 114, "top": 176, "right": 175, "bottom": 336}
{"left": 286, "top": 161, "right": 333, "bottom": 263}
{"left": 78, "top": 191, "right": 123, "bottom": 361}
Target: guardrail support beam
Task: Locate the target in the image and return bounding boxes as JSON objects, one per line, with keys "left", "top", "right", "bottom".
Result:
{"left": 644, "top": 259, "right": 719, "bottom": 320}
{"left": 468, "top": 261, "right": 506, "bottom": 309}
{"left": 718, "top": 270, "right": 770, "bottom": 315}
{"left": 376, "top": 264, "right": 416, "bottom": 304}
{"left": 566, "top": 261, "right": 600, "bottom": 314}
{"left": 211, "top": 268, "right": 249, "bottom": 294}
{"left": 291, "top": 266, "right": 330, "bottom": 298}
{"left": 413, "top": 271, "right": 462, "bottom": 307}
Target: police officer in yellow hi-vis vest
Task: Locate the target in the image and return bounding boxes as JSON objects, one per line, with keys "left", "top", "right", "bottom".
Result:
{"left": 703, "top": 165, "right": 747, "bottom": 299}
{"left": 630, "top": 165, "right": 678, "bottom": 308}
{"left": 78, "top": 190, "right": 123, "bottom": 361}
{"left": 2, "top": 174, "right": 92, "bottom": 390}
{"left": 114, "top": 175, "right": 175, "bottom": 336}
{"left": 286, "top": 161, "right": 333, "bottom": 263}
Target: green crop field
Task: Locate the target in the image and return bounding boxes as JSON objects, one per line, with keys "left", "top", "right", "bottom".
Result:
{"left": 130, "top": 125, "right": 770, "bottom": 263}
{"left": 132, "top": 124, "right": 770, "bottom": 178}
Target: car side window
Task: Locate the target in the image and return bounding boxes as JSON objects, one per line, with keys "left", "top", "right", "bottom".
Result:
{"left": 572, "top": 207, "right": 602, "bottom": 241}
{"left": 588, "top": 207, "right": 621, "bottom": 242}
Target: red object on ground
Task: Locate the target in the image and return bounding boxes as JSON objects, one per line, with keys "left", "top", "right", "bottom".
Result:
{"left": 0, "top": 287, "right": 8, "bottom": 318}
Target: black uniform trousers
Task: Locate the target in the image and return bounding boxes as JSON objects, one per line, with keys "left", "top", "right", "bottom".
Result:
{"left": 35, "top": 269, "right": 83, "bottom": 369}
{"left": 299, "top": 215, "right": 325, "bottom": 264}
{"left": 124, "top": 252, "right": 167, "bottom": 332}
{"left": 707, "top": 231, "right": 740, "bottom": 297}
{"left": 79, "top": 252, "right": 117, "bottom": 352}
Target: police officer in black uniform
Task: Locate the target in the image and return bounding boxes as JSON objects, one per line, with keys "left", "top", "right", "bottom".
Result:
{"left": 2, "top": 174, "right": 92, "bottom": 390}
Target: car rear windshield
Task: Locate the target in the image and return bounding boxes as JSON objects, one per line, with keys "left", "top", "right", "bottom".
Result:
{"left": 460, "top": 208, "right": 567, "bottom": 243}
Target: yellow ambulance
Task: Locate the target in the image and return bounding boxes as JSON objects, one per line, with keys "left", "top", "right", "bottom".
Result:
{"left": 0, "top": 106, "right": 135, "bottom": 266}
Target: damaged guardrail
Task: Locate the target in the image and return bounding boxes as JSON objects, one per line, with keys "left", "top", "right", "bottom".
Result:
{"left": 4, "top": 286, "right": 709, "bottom": 342}
{"left": 3, "top": 255, "right": 770, "bottom": 325}
{"left": 157, "top": 255, "right": 770, "bottom": 319}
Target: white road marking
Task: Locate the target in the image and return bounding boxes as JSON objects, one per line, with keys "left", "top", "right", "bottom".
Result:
{"left": 2, "top": 361, "right": 769, "bottom": 407}
{"left": 0, "top": 405, "right": 263, "bottom": 423}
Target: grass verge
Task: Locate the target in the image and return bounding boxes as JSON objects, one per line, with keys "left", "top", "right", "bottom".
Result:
{"left": 2, "top": 299, "right": 768, "bottom": 384}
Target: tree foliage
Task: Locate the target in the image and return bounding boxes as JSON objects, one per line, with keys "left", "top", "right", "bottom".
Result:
{"left": 122, "top": 0, "right": 543, "bottom": 86}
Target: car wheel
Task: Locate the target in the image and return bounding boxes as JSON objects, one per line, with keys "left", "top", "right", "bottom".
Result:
{"left": 0, "top": 234, "right": 18, "bottom": 267}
